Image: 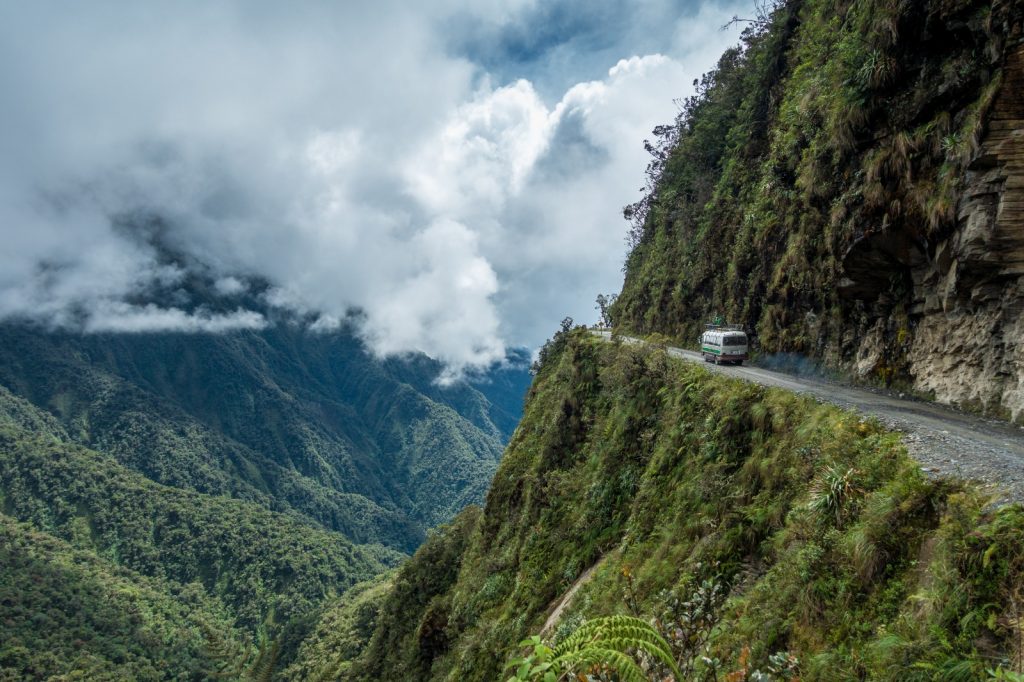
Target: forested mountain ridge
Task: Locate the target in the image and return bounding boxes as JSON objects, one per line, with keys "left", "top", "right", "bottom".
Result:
{"left": 0, "top": 377, "right": 401, "bottom": 678}
{"left": 0, "top": 323, "right": 528, "bottom": 544}
{"left": 612, "top": 0, "right": 1024, "bottom": 421}
{"left": 0, "top": 389, "right": 402, "bottom": 629}
{"left": 0, "top": 513, "right": 242, "bottom": 680}
{"left": 0, "top": 321, "right": 530, "bottom": 678}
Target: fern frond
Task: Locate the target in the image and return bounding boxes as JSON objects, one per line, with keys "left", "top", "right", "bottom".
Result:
{"left": 554, "top": 615, "right": 648, "bottom": 654}
{"left": 595, "top": 623, "right": 674, "bottom": 656}
{"left": 557, "top": 647, "right": 649, "bottom": 682}
{"left": 601, "top": 636, "right": 680, "bottom": 676}
{"left": 248, "top": 638, "right": 280, "bottom": 682}
{"left": 550, "top": 614, "right": 684, "bottom": 680}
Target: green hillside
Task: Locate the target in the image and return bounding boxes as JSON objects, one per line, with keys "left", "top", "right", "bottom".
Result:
{"left": 0, "top": 407, "right": 400, "bottom": 630}
{"left": 0, "top": 323, "right": 530, "bottom": 676}
{"left": 0, "top": 512, "right": 244, "bottom": 681}
{"left": 0, "top": 385, "right": 401, "bottom": 675}
{"left": 308, "top": 331, "right": 1024, "bottom": 680}
{"left": 612, "top": 0, "right": 1024, "bottom": 418}
{"left": 0, "top": 324, "right": 527, "bottom": 545}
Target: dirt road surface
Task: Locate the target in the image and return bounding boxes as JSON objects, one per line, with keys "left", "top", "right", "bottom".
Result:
{"left": 595, "top": 331, "right": 1024, "bottom": 506}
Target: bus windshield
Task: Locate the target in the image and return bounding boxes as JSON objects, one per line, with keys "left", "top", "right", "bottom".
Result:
{"left": 723, "top": 334, "right": 747, "bottom": 345}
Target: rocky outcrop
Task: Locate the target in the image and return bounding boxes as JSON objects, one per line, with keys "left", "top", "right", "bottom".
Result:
{"left": 906, "top": 43, "right": 1024, "bottom": 420}
{"left": 614, "top": 0, "right": 1024, "bottom": 424}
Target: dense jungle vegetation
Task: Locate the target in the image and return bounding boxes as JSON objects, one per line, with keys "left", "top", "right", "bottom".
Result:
{"left": 0, "top": 322, "right": 530, "bottom": 679}
{"left": 4, "top": 0, "right": 1023, "bottom": 677}
{"left": 0, "top": 513, "right": 240, "bottom": 681}
{"left": 306, "top": 330, "right": 1024, "bottom": 680}
{"left": 0, "top": 324, "right": 528, "bottom": 541}
{"left": 0, "top": 383, "right": 398, "bottom": 678}
{"left": 612, "top": 0, "right": 1020, "bottom": 382}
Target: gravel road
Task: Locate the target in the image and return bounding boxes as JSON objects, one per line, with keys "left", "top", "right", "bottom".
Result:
{"left": 596, "top": 332, "right": 1024, "bottom": 506}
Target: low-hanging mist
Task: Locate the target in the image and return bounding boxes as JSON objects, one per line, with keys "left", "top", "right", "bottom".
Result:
{"left": 0, "top": 0, "right": 745, "bottom": 375}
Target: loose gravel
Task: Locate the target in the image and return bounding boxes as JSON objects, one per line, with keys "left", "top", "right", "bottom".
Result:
{"left": 597, "top": 332, "right": 1024, "bottom": 507}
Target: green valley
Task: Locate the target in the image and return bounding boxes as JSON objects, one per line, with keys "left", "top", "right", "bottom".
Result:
{"left": 3, "top": 0, "right": 1024, "bottom": 679}
{"left": 0, "top": 325, "right": 529, "bottom": 678}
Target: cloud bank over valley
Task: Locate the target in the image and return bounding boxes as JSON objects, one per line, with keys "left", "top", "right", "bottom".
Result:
{"left": 0, "top": 0, "right": 745, "bottom": 373}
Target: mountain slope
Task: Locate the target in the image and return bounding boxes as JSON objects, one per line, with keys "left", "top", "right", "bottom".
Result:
{"left": 0, "top": 322, "right": 530, "bottom": 675}
{"left": 0, "top": 386, "right": 401, "bottom": 631}
{"left": 301, "top": 330, "right": 1024, "bottom": 681}
{"left": 0, "top": 323, "right": 528, "bottom": 544}
{"left": 612, "top": 0, "right": 1024, "bottom": 420}
{"left": 0, "top": 512, "right": 244, "bottom": 681}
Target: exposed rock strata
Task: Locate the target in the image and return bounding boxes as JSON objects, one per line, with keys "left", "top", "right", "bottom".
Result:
{"left": 906, "top": 44, "right": 1024, "bottom": 420}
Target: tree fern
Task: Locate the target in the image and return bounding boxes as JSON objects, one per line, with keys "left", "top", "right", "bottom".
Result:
{"left": 201, "top": 622, "right": 252, "bottom": 679}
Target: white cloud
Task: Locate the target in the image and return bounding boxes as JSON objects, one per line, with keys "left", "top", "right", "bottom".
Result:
{"left": 83, "top": 303, "right": 268, "bottom": 334}
{"left": 399, "top": 51, "right": 714, "bottom": 347}
{"left": 0, "top": 1, "right": 747, "bottom": 374}
{"left": 362, "top": 219, "right": 503, "bottom": 376}
{"left": 306, "top": 130, "right": 363, "bottom": 176}
{"left": 405, "top": 80, "right": 553, "bottom": 217}
{"left": 214, "top": 277, "right": 247, "bottom": 296}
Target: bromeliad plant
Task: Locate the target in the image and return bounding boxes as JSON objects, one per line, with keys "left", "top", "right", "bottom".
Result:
{"left": 806, "top": 463, "right": 862, "bottom": 524}
{"left": 505, "top": 615, "right": 683, "bottom": 682}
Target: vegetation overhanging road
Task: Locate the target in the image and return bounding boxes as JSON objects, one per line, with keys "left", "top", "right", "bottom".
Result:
{"left": 595, "top": 330, "right": 1024, "bottom": 506}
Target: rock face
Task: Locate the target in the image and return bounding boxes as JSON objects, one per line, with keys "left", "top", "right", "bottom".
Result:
{"left": 905, "top": 44, "right": 1024, "bottom": 420}
{"left": 613, "top": 0, "right": 1024, "bottom": 424}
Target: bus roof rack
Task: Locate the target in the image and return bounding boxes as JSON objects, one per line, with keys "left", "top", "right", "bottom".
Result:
{"left": 705, "top": 323, "right": 744, "bottom": 331}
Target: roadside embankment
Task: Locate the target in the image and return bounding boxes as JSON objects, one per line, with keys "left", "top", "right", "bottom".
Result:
{"left": 598, "top": 330, "right": 1024, "bottom": 506}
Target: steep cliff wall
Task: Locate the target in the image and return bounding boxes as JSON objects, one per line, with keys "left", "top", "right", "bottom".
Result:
{"left": 613, "top": 0, "right": 1024, "bottom": 421}
{"left": 909, "top": 44, "right": 1024, "bottom": 418}
{"left": 288, "top": 332, "right": 1024, "bottom": 680}
{"left": 276, "top": 5, "right": 1024, "bottom": 677}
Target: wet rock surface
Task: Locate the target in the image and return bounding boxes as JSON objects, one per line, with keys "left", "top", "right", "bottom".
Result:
{"left": 906, "top": 43, "right": 1024, "bottom": 422}
{"left": 834, "top": 43, "right": 1024, "bottom": 423}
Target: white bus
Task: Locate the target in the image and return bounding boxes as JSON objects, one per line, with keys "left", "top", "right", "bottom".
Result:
{"left": 700, "top": 325, "right": 748, "bottom": 365}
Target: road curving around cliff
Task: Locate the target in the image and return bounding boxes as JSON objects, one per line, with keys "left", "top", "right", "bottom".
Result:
{"left": 596, "top": 331, "right": 1024, "bottom": 506}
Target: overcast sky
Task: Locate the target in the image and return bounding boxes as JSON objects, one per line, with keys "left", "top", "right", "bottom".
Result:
{"left": 0, "top": 0, "right": 747, "bottom": 375}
